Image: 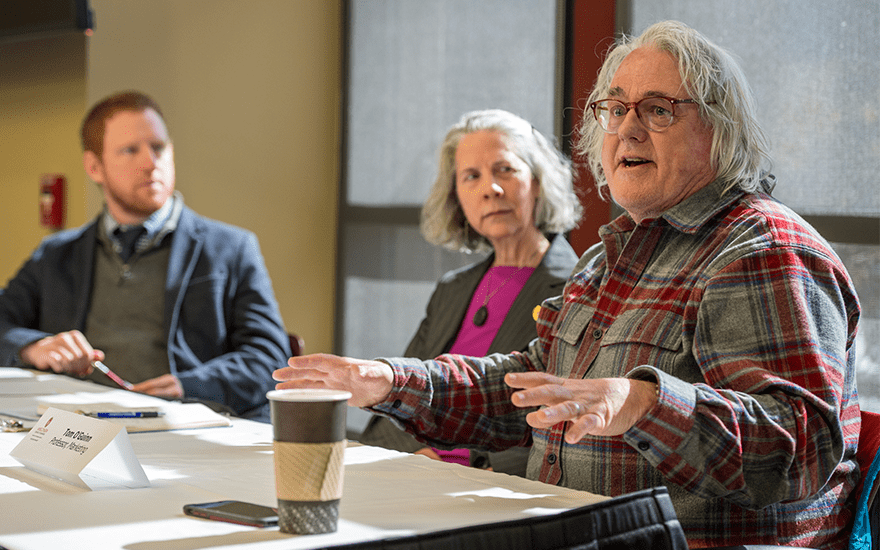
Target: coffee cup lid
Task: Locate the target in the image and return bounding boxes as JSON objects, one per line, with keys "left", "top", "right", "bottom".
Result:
{"left": 267, "top": 389, "right": 352, "bottom": 402}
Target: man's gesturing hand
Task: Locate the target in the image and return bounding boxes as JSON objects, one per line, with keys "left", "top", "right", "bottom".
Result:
{"left": 273, "top": 354, "right": 394, "bottom": 408}
{"left": 505, "top": 372, "right": 658, "bottom": 444}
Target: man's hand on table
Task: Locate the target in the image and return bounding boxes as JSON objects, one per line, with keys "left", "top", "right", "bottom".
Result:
{"left": 20, "top": 332, "right": 183, "bottom": 398}
{"left": 131, "top": 374, "right": 184, "bottom": 399}
{"left": 19, "top": 330, "right": 104, "bottom": 377}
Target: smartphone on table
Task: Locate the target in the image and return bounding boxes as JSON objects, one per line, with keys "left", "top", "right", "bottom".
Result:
{"left": 183, "top": 500, "right": 278, "bottom": 527}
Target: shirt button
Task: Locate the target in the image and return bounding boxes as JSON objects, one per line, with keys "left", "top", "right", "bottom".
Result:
{"left": 547, "top": 453, "right": 557, "bottom": 464}
{"left": 592, "top": 328, "right": 603, "bottom": 339}
{"left": 391, "top": 399, "right": 402, "bottom": 409}
{"left": 638, "top": 441, "right": 650, "bottom": 451}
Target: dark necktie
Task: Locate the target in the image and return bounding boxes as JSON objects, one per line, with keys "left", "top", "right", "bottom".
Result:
{"left": 115, "top": 226, "right": 146, "bottom": 263}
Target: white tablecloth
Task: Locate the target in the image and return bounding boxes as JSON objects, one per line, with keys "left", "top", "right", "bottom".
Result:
{"left": 0, "top": 369, "right": 606, "bottom": 549}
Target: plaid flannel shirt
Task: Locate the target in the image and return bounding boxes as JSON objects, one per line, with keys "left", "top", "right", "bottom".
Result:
{"left": 373, "top": 178, "right": 861, "bottom": 549}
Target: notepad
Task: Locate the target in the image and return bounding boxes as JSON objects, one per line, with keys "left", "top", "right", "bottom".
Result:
{"left": 35, "top": 393, "right": 232, "bottom": 432}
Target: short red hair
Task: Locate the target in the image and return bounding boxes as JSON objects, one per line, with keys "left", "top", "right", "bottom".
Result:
{"left": 80, "top": 91, "right": 165, "bottom": 156}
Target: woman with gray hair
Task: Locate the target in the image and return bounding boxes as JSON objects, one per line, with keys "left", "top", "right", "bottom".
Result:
{"left": 358, "top": 109, "right": 582, "bottom": 475}
{"left": 422, "top": 109, "right": 582, "bottom": 254}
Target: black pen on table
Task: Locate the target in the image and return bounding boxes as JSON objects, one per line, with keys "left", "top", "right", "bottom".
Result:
{"left": 91, "top": 360, "right": 135, "bottom": 391}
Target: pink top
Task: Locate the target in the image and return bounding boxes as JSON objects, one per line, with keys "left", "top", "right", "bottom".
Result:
{"left": 434, "top": 265, "right": 535, "bottom": 466}
{"left": 449, "top": 266, "right": 535, "bottom": 356}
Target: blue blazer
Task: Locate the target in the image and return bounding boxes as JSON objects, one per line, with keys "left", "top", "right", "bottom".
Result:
{"left": 0, "top": 206, "right": 290, "bottom": 417}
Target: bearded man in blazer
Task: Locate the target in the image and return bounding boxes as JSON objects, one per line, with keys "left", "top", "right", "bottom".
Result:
{"left": 0, "top": 91, "right": 289, "bottom": 421}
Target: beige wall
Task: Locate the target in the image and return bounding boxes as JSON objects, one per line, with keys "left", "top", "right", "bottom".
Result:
{"left": 0, "top": 34, "right": 89, "bottom": 278}
{"left": 0, "top": 1, "right": 342, "bottom": 355}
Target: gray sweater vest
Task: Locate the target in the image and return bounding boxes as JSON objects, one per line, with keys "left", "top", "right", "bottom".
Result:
{"left": 84, "top": 239, "right": 171, "bottom": 388}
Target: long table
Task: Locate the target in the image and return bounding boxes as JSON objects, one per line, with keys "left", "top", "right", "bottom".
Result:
{"left": 0, "top": 369, "right": 606, "bottom": 549}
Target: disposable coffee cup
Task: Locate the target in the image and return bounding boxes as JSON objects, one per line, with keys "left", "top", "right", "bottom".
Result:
{"left": 267, "top": 389, "right": 351, "bottom": 535}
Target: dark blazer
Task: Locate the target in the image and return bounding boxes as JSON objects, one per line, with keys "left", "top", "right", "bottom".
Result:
{"left": 404, "top": 233, "right": 578, "bottom": 359}
{"left": 0, "top": 206, "right": 290, "bottom": 418}
{"left": 359, "top": 234, "right": 578, "bottom": 474}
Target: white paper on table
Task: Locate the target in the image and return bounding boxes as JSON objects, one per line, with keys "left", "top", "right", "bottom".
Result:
{"left": 0, "top": 368, "right": 35, "bottom": 379}
{"left": 36, "top": 393, "right": 232, "bottom": 432}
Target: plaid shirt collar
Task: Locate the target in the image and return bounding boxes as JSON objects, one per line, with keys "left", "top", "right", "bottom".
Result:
{"left": 101, "top": 191, "right": 182, "bottom": 254}
{"left": 603, "top": 178, "right": 750, "bottom": 237}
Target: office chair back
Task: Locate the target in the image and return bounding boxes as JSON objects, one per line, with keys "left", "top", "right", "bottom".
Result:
{"left": 288, "top": 333, "right": 304, "bottom": 357}
{"left": 851, "top": 410, "right": 880, "bottom": 550}
{"left": 699, "top": 411, "right": 880, "bottom": 550}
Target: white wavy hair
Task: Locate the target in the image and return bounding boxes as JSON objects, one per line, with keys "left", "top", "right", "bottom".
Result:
{"left": 576, "top": 20, "right": 775, "bottom": 198}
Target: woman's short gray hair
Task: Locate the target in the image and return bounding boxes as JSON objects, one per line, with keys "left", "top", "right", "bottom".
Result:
{"left": 576, "top": 20, "right": 774, "bottom": 198}
{"left": 422, "top": 109, "right": 582, "bottom": 253}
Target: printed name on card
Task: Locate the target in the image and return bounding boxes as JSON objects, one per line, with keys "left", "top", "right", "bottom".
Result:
{"left": 10, "top": 407, "right": 149, "bottom": 490}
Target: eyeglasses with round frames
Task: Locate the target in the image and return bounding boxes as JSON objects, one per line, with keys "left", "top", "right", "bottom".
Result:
{"left": 589, "top": 96, "right": 711, "bottom": 133}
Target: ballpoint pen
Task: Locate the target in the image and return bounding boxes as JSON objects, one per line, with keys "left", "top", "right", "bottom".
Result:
{"left": 91, "top": 360, "right": 135, "bottom": 391}
{"left": 84, "top": 411, "right": 164, "bottom": 418}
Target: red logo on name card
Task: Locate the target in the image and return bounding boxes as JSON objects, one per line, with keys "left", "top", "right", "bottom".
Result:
{"left": 35, "top": 416, "right": 53, "bottom": 434}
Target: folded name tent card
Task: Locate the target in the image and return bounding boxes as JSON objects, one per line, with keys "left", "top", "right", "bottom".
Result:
{"left": 10, "top": 407, "right": 150, "bottom": 490}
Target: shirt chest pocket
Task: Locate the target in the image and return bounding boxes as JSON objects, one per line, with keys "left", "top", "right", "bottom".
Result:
{"left": 553, "top": 301, "right": 593, "bottom": 347}
{"left": 599, "top": 309, "right": 685, "bottom": 375}
{"left": 547, "top": 302, "right": 594, "bottom": 377}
